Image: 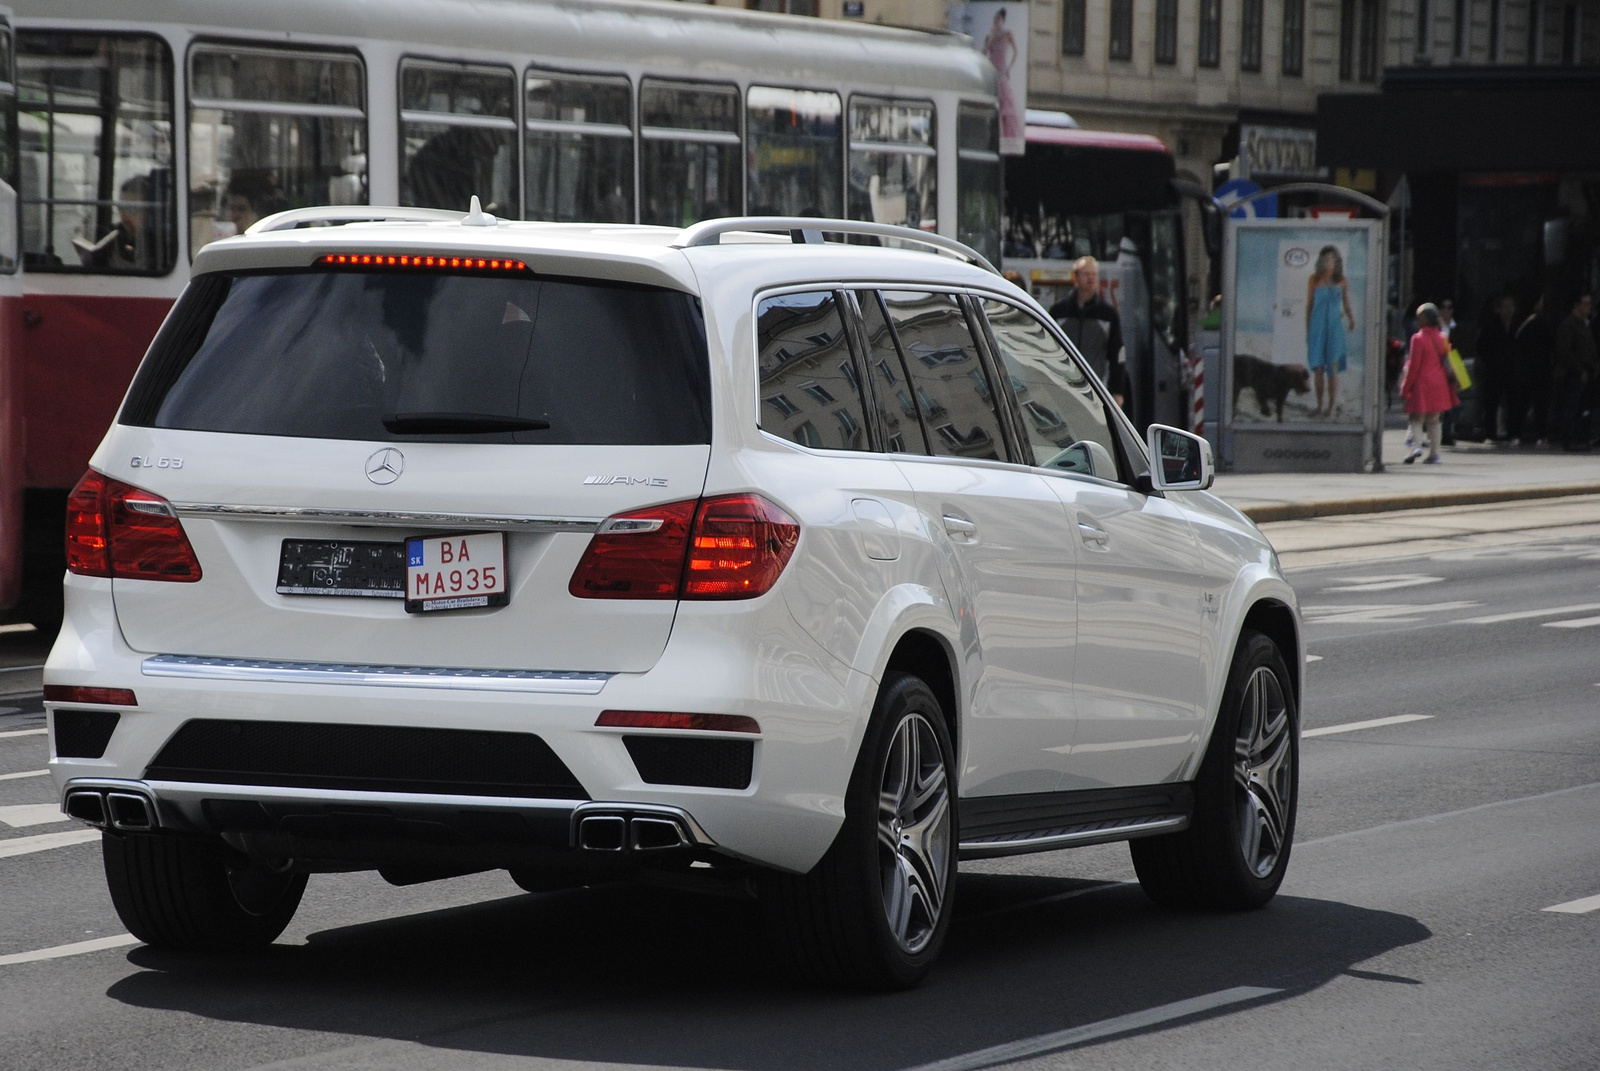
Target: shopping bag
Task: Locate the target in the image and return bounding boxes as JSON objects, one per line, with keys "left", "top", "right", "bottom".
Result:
{"left": 1446, "top": 347, "right": 1472, "bottom": 392}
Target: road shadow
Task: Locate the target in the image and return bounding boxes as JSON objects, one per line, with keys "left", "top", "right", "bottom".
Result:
{"left": 107, "top": 871, "right": 1430, "bottom": 1069}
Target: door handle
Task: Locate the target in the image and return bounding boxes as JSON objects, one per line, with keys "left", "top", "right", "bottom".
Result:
{"left": 942, "top": 514, "right": 978, "bottom": 541}
{"left": 1077, "top": 521, "right": 1110, "bottom": 547}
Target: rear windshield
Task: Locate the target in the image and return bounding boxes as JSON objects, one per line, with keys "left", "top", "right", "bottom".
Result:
{"left": 122, "top": 269, "right": 711, "bottom": 445}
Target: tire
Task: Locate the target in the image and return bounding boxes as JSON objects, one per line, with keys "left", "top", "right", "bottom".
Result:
{"left": 761, "top": 672, "right": 957, "bottom": 989}
{"left": 1130, "top": 629, "right": 1298, "bottom": 910}
{"left": 103, "top": 831, "right": 308, "bottom": 952}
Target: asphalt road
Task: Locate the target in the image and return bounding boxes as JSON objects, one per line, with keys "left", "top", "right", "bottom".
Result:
{"left": 0, "top": 510, "right": 1596, "bottom": 1071}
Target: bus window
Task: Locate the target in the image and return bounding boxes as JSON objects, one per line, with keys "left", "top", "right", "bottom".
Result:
{"left": 847, "top": 97, "right": 934, "bottom": 232}
{"left": 400, "top": 59, "right": 516, "bottom": 218}
{"left": 747, "top": 86, "right": 840, "bottom": 219}
{"left": 524, "top": 68, "right": 632, "bottom": 224}
{"left": 0, "top": 26, "right": 16, "bottom": 273}
{"left": 17, "top": 33, "right": 175, "bottom": 274}
{"left": 639, "top": 79, "right": 740, "bottom": 227}
{"left": 956, "top": 102, "right": 1000, "bottom": 267}
{"left": 188, "top": 45, "right": 367, "bottom": 255}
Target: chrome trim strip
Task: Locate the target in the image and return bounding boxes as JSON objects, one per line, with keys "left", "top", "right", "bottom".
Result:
{"left": 957, "top": 814, "right": 1189, "bottom": 860}
{"left": 171, "top": 502, "right": 601, "bottom": 533}
{"left": 141, "top": 655, "right": 614, "bottom": 695}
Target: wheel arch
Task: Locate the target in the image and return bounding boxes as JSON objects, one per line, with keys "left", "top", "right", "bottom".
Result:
{"left": 880, "top": 627, "right": 961, "bottom": 760}
{"left": 1239, "top": 598, "right": 1302, "bottom": 709}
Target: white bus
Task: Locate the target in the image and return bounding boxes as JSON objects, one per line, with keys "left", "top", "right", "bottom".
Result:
{"left": 3, "top": 0, "right": 998, "bottom": 625}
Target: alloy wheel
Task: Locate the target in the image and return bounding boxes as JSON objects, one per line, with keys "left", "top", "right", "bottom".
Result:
{"left": 1233, "top": 665, "right": 1293, "bottom": 878}
{"left": 877, "top": 711, "right": 952, "bottom": 954}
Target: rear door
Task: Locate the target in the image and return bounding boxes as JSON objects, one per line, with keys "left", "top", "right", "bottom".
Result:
{"left": 869, "top": 289, "right": 1079, "bottom": 797}
{"left": 105, "top": 263, "right": 713, "bottom": 673}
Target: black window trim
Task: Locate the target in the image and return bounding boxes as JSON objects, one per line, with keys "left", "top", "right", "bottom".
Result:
{"left": 397, "top": 53, "right": 521, "bottom": 220}
{"left": 185, "top": 36, "right": 371, "bottom": 264}
{"left": 19, "top": 27, "right": 179, "bottom": 277}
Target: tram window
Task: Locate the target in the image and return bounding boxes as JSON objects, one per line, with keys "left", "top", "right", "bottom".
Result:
{"left": 525, "top": 68, "right": 632, "bottom": 224}
{"left": 747, "top": 86, "right": 841, "bottom": 219}
{"left": 956, "top": 103, "right": 1001, "bottom": 268}
{"left": 639, "top": 80, "right": 740, "bottom": 227}
{"left": 756, "top": 290, "right": 870, "bottom": 452}
{"left": 848, "top": 98, "right": 934, "bottom": 233}
{"left": 188, "top": 45, "right": 367, "bottom": 257}
{"left": 17, "top": 32, "right": 175, "bottom": 275}
{"left": 979, "top": 298, "right": 1120, "bottom": 480}
{"left": 0, "top": 26, "right": 17, "bottom": 273}
{"left": 400, "top": 59, "right": 517, "bottom": 217}
{"left": 878, "top": 290, "right": 1005, "bottom": 462}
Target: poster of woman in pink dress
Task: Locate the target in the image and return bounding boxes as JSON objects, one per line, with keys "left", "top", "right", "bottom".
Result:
{"left": 951, "top": 2, "right": 1028, "bottom": 155}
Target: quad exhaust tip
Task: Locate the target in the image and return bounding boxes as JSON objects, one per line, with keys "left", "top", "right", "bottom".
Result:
{"left": 64, "top": 789, "right": 158, "bottom": 831}
{"left": 576, "top": 812, "right": 690, "bottom": 852}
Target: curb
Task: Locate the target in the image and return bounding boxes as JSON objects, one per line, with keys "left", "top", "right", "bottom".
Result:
{"left": 1234, "top": 482, "right": 1600, "bottom": 524}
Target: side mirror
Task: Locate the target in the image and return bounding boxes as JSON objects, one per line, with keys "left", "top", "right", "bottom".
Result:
{"left": 1145, "top": 424, "right": 1214, "bottom": 492}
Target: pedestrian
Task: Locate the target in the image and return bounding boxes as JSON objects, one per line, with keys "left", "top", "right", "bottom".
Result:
{"left": 1050, "top": 256, "right": 1129, "bottom": 407}
{"left": 1305, "top": 246, "right": 1355, "bottom": 418}
{"left": 1514, "top": 296, "right": 1555, "bottom": 445}
{"left": 1400, "top": 302, "right": 1457, "bottom": 464}
{"left": 1475, "top": 293, "right": 1517, "bottom": 442}
{"left": 1552, "top": 290, "right": 1598, "bottom": 451}
{"left": 1438, "top": 297, "right": 1459, "bottom": 446}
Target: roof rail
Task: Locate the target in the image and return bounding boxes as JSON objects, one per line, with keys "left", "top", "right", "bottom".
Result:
{"left": 246, "top": 206, "right": 465, "bottom": 235}
{"left": 672, "top": 217, "right": 999, "bottom": 275}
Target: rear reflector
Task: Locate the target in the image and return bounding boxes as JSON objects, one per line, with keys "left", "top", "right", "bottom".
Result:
{"left": 596, "top": 710, "right": 760, "bottom": 734}
{"left": 569, "top": 493, "right": 798, "bottom": 601}
{"left": 65, "top": 470, "right": 202, "bottom": 582}
{"left": 44, "top": 685, "right": 138, "bottom": 706}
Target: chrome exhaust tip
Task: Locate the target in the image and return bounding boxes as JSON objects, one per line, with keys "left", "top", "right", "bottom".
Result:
{"left": 64, "top": 791, "right": 108, "bottom": 828}
{"left": 577, "top": 814, "right": 627, "bottom": 851}
{"left": 106, "top": 792, "right": 156, "bottom": 831}
{"left": 629, "top": 816, "right": 689, "bottom": 851}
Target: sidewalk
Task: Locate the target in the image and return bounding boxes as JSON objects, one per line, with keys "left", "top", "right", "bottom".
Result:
{"left": 1214, "top": 428, "right": 1600, "bottom": 522}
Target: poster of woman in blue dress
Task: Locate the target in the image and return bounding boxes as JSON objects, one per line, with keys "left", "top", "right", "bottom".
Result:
{"left": 1305, "top": 245, "right": 1356, "bottom": 416}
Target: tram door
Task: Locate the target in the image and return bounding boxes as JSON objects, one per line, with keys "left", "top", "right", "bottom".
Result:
{"left": 0, "top": 9, "right": 21, "bottom": 614}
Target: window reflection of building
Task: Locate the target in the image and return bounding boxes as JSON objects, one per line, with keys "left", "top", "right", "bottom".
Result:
{"left": 879, "top": 291, "right": 1003, "bottom": 461}
{"left": 756, "top": 291, "right": 868, "bottom": 451}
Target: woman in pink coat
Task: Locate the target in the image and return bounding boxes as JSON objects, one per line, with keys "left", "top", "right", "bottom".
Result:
{"left": 1400, "top": 302, "right": 1458, "bottom": 463}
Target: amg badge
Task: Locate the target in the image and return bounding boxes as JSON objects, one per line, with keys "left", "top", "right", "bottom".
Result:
{"left": 583, "top": 475, "right": 668, "bottom": 487}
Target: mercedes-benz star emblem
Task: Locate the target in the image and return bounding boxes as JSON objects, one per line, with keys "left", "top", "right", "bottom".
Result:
{"left": 365, "top": 448, "right": 405, "bottom": 485}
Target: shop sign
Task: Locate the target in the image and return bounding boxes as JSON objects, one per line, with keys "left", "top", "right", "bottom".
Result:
{"left": 1240, "top": 125, "right": 1323, "bottom": 180}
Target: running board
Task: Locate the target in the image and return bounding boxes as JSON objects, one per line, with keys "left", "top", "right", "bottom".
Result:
{"left": 958, "top": 784, "right": 1194, "bottom": 860}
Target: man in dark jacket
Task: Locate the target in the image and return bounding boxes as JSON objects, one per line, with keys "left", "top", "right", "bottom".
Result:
{"left": 1553, "top": 291, "right": 1597, "bottom": 450}
{"left": 1514, "top": 298, "right": 1555, "bottom": 444}
{"left": 1475, "top": 293, "right": 1517, "bottom": 441}
{"left": 1049, "top": 256, "right": 1128, "bottom": 407}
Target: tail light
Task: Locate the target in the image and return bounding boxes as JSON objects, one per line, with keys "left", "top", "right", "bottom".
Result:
{"left": 65, "top": 470, "right": 202, "bottom": 582}
{"left": 569, "top": 493, "right": 798, "bottom": 601}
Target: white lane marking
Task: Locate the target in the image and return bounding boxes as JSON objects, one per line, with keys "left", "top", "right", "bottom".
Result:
{"left": 1300, "top": 781, "right": 1599, "bottom": 849}
{"left": 1456, "top": 602, "right": 1600, "bottom": 624}
{"left": 1305, "top": 654, "right": 1324, "bottom": 663}
{"left": 1302, "top": 601, "right": 1478, "bottom": 625}
{"left": 0, "top": 664, "right": 43, "bottom": 674}
{"left": 1544, "top": 615, "right": 1600, "bottom": 630}
{"left": 0, "top": 623, "right": 36, "bottom": 635}
{"left": 901, "top": 986, "right": 1283, "bottom": 1071}
{"left": 1543, "top": 893, "right": 1600, "bottom": 915}
{"left": 0, "top": 769, "right": 48, "bottom": 782}
{"left": 0, "top": 729, "right": 46, "bottom": 740}
{"left": 1324, "top": 574, "right": 1444, "bottom": 593}
{"left": 0, "top": 933, "right": 138, "bottom": 967}
{"left": 1303, "top": 714, "right": 1434, "bottom": 738}
{"left": 0, "top": 803, "right": 70, "bottom": 828}
{"left": 0, "top": 829, "right": 99, "bottom": 859}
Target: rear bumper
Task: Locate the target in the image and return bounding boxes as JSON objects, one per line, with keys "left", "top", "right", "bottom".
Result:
{"left": 46, "top": 574, "right": 875, "bottom": 874}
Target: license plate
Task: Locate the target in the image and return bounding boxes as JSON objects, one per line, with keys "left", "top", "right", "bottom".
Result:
{"left": 277, "top": 540, "right": 406, "bottom": 598}
{"left": 405, "top": 533, "right": 509, "bottom": 613}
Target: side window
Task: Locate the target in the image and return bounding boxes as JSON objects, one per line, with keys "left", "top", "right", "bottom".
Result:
{"left": 981, "top": 298, "right": 1122, "bottom": 481}
{"left": 747, "top": 86, "right": 840, "bottom": 218}
{"left": 0, "top": 24, "right": 17, "bottom": 273}
{"left": 855, "top": 290, "right": 927, "bottom": 455}
{"left": 400, "top": 59, "right": 517, "bottom": 217}
{"left": 880, "top": 290, "right": 1005, "bottom": 461}
{"left": 639, "top": 79, "right": 741, "bottom": 226}
{"left": 525, "top": 68, "right": 632, "bottom": 223}
{"left": 18, "top": 32, "right": 175, "bottom": 274}
{"left": 757, "top": 291, "right": 870, "bottom": 452}
{"left": 847, "top": 97, "right": 934, "bottom": 231}
{"left": 189, "top": 45, "right": 367, "bottom": 256}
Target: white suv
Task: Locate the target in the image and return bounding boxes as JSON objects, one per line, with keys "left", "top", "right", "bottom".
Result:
{"left": 46, "top": 209, "right": 1301, "bottom": 988}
